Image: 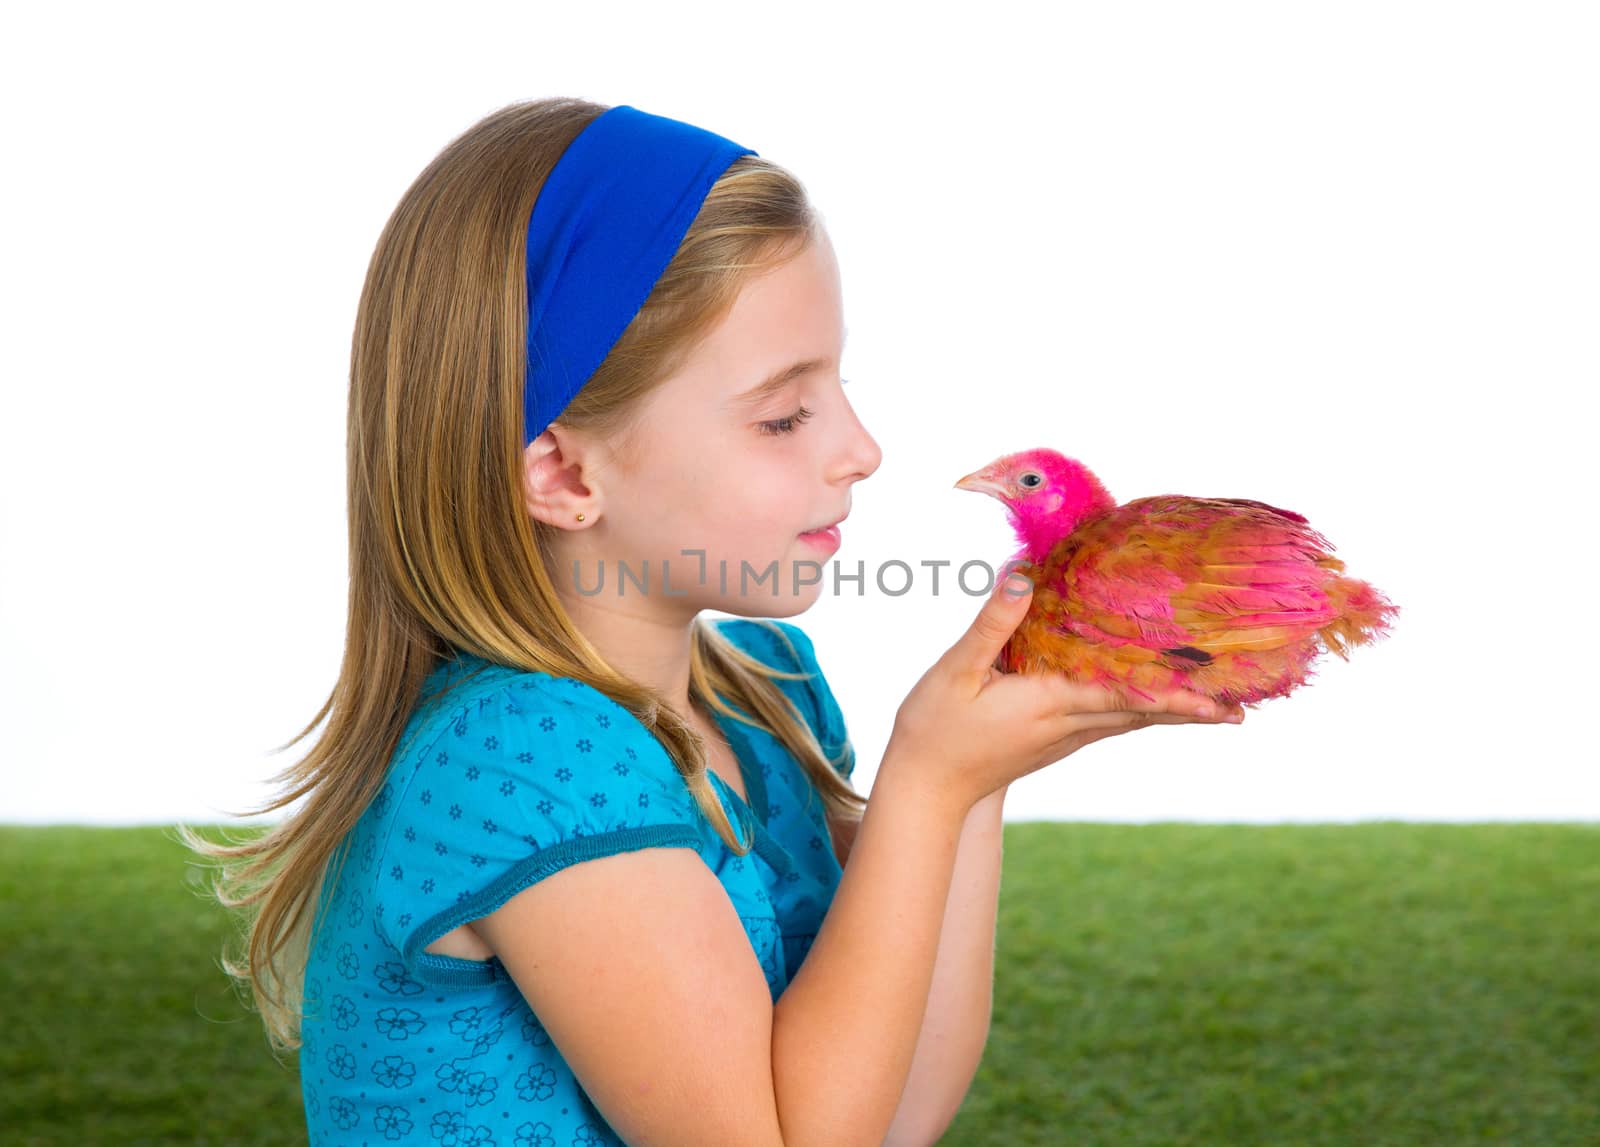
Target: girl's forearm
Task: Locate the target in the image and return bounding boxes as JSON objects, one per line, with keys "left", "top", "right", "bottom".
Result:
{"left": 881, "top": 784, "right": 1006, "bottom": 1147}
{"left": 770, "top": 753, "right": 973, "bottom": 1147}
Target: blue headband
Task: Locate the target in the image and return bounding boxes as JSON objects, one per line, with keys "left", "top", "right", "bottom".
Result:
{"left": 522, "top": 104, "right": 757, "bottom": 445}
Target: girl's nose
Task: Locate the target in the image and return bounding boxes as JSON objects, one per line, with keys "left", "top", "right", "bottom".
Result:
{"left": 834, "top": 394, "right": 882, "bottom": 483}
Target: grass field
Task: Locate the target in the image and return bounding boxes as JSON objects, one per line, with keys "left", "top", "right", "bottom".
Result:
{"left": 2, "top": 824, "right": 1596, "bottom": 1146}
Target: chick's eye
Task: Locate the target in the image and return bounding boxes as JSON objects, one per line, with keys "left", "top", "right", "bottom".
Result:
{"left": 1018, "top": 472, "right": 1043, "bottom": 488}
{"left": 757, "top": 405, "right": 815, "bottom": 437}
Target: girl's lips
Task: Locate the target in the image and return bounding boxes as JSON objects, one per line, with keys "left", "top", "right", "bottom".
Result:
{"left": 798, "top": 524, "right": 841, "bottom": 551}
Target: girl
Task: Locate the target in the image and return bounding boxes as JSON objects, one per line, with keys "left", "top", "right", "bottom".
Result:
{"left": 186, "top": 97, "right": 1239, "bottom": 1147}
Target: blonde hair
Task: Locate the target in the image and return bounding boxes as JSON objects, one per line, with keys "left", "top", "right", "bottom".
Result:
{"left": 180, "top": 96, "right": 865, "bottom": 1057}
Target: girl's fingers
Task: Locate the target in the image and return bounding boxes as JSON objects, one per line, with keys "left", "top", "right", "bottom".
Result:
{"left": 1033, "top": 673, "right": 1224, "bottom": 721}
{"left": 1062, "top": 710, "right": 1200, "bottom": 733}
{"left": 1026, "top": 689, "right": 1246, "bottom": 763}
{"left": 950, "top": 572, "right": 1034, "bottom": 680}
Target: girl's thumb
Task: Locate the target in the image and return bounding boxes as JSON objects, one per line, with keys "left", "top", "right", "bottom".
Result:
{"left": 954, "top": 570, "right": 1032, "bottom": 674}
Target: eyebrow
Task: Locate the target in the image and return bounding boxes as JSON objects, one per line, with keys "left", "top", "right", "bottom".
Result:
{"left": 729, "top": 326, "right": 849, "bottom": 408}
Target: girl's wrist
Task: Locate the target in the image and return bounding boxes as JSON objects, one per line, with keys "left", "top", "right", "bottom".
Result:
{"left": 874, "top": 747, "right": 982, "bottom": 825}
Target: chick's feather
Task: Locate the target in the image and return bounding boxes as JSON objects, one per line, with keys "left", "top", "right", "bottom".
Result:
{"left": 958, "top": 453, "right": 1398, "bottom": 709}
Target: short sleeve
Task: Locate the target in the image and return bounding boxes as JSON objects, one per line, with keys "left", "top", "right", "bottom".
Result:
{"left": 371, "top": 673, "right": 704, "bottom": 980}
{"left": 718, "top": 619, "right": 857, "bottom": 783}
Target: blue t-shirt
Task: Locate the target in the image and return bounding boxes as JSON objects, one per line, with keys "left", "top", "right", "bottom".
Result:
{"left": 299, "top": 619, "right": 855, "bottom": 1146}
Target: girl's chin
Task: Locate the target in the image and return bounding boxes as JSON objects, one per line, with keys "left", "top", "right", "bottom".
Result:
{"left": 684, "top": 550, "right": 830, "bottom": 603}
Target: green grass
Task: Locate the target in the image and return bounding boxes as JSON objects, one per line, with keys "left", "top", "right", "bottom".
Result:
{"left": 959, "top": 823, "right": 1600, "bottom": 1146}
{"left": 2, "top": 825, "right": 1596, "bottom": 1146}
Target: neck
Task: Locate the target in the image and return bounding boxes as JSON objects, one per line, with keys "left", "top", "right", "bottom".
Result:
{"left": 1012, "top": 489, "right": 1116, "bottom": 564}
{"left": 547, "top": 534, "right": 701, "bottom": 716}
{"left": 1013, "top": 513, "right": 1064, "bottom": 566}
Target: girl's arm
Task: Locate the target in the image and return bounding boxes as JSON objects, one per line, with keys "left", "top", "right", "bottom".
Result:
{"left": 770, "top": 753, "right": 981, "bottom": 1147}
{"left": 880, "top": 784, "right": 1006, "bottom": 1147}
{"left": 470, "top": 744, "right": 982, "bottom": 1147}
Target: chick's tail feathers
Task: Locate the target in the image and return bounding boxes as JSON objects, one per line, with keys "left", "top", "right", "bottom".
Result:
{"left": 1316, "top": 558, "right": 1401, "bottom": 660}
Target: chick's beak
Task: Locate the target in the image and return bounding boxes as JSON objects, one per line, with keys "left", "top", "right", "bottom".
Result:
{"left": 954, "top": 469, "right": 1009, "bottom": 501}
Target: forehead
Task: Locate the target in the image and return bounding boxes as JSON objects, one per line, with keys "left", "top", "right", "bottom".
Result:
{"left": 671, "top": 237, "right": 844, "bottom": 398}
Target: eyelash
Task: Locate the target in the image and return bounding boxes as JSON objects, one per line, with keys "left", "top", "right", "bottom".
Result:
{"left": 755, "top": 378, "right": 850, "bottom": 437}
{"left": 757, "top": 405, "right": 815, "bottom": 436}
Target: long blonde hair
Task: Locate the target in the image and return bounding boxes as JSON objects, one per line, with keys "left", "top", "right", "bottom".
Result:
{"left": 180, "top": 96, "right": 865, "bottom": 1056}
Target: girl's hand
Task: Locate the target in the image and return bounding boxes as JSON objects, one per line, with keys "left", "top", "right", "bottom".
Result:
{"left": 884, "top": 571, "right": 1241, "bottom": 812}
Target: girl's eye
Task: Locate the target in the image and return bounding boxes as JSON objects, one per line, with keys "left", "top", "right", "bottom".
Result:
{"left": 757, "top": 405, "right": 815, "bottom": 436}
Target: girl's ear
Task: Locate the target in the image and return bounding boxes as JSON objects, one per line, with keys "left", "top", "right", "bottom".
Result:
{"left": 522, "top": 426, "right": 604, "bottom": 528}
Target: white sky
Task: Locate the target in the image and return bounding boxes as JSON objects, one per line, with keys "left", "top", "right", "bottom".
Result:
{"left": 2, "top": 1, "right": 1595, "bottom": 825}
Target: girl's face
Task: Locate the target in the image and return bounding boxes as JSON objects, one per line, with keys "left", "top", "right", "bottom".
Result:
{"left": 578, "top": 228, "right": 881, "bottom": 619}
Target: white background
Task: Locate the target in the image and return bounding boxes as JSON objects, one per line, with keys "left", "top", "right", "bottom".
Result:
{"left": 2, "top": 1, "right": 1594, "bottom": 825}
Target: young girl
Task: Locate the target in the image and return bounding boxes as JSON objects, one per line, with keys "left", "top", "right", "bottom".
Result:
{"left": 187, "top": 97, "right": 1237, "bottom": 1147}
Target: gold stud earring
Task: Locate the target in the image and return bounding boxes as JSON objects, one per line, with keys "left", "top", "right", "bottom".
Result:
{"left": 576, "top": 513, "right": 586, "bottom": 522}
